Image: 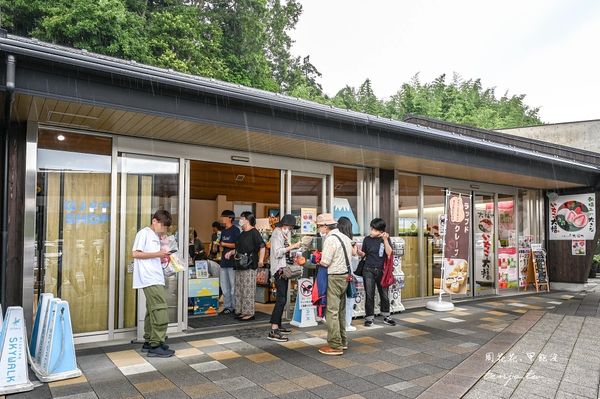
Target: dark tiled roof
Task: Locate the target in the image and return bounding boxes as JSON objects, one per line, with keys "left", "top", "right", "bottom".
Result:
{"left": 404, "top": 115, "right": 600, "bottom": 167}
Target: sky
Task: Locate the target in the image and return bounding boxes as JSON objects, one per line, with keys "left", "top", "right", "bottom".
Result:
{"left": 291, "top": 0, "right": 600, "bottom": 124}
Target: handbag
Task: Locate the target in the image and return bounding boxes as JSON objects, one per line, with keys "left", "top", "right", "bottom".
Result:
{"left": 234, "top": 252, "right": 253, "bottom": 270}
{"left": 256, "top": 267, "right": 269, "bottom": 285}
{"left": 381, "top": 254, "right": 396, "bottom": 289}
{"left": 282, "top": 264, "right": 303, "bottom": 279}
{"left": 354, "top": 256, "right": 366, "bottom": 277}
{"left": 333, "top": 235, "right": 358, "bottom": 299}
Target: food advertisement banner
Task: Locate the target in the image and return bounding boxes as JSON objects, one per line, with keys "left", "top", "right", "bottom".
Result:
{"left": 549, "top": 193, "right": 595, "bottom": 240}
{"left": 443, "top": 193, "right": 470, "bottom": 295}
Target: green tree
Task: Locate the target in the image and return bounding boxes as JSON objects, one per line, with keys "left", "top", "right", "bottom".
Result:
{"left": 33, "top": 0, "right": 150, "bottom": 62}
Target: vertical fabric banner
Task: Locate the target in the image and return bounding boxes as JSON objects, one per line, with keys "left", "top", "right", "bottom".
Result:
{"left": 443, "top": 193, "right": 470, "bottom": 295}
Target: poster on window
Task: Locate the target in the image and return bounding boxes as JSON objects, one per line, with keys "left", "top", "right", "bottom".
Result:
{"left": 571, "top": 240, "right": 586, "bottom": 256}
{"left": 474, "top": 208, "right": 493, "bottom": 284}
{"left": 300, "top": 208, "right": 317, "bottom": 235}
{"left": 549, "top": 193, "right": 596, "bottom": 240}
{"left": 443, "top": 193, "right": 470, "bottom": 295}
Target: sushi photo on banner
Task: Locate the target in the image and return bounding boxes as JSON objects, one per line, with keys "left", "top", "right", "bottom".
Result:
{"left": 443, "top": 193, "right": 470, "bottom": 295}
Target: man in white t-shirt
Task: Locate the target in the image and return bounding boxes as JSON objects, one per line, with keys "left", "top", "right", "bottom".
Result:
{"left": 132, "top": 210, "right": 174, "bottom": 358}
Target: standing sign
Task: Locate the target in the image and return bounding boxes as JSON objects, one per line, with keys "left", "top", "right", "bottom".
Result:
{"left": 443, "top": 193, "right": 470, "bottom": 295}
{"left": 29, "top": 296, "right": 81, "bottom": 382}
{"left": 0, "top": 307, "right": 34, "bottom": 395}
{"left": 549, "top": 193, "right": 596, "bottom": 240}
{"left": 291, "top": 278, "right": 317, "bottom": 327}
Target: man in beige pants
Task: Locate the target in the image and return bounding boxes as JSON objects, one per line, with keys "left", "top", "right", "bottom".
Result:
{"left": 316, "top": 213, "right": 353, "bottom": 356}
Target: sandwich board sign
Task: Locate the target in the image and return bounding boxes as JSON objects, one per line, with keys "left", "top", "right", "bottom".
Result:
{"left": 30, "top": 293, "right": 54, "bottom": 359}
{"left": 291, "top": 278, "right": 317, "bottom": 327}
{"left": 0, "top": 307, "right": 34, "bottom": 395}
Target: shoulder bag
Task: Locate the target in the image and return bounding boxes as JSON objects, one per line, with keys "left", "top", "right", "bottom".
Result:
{"left": 333, "top": 234, "right": 358, "bottom": 299}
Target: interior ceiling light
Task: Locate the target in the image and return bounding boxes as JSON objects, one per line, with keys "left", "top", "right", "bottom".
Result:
{"left": 57, "top": 134, "right": 66, "bottom": 141}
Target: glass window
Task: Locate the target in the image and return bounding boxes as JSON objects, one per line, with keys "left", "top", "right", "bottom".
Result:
{"left": 333, "top": 167, "right": 363, "bottom": 235}
{"left": 35, "top": 131, "right": 112, "bottom": 334}
{"left": 423, "top": 185, "right": 445, "bottom": 297}
{"left": 498, "top": 194, "right": 518, "bottom": 291}
{"left": 291, "top": 174, "right": 323, "bottom": 223}
{"left": 473, "top": 194, "right": 495, "bottom": 297}
{"left": 117, "top": 154, "right": 180, "bottom": 328}
{"left": 397, "top": 175, "right": 420, "bottom": 299}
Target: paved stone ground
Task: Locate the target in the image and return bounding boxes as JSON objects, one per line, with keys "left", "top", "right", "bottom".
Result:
{"left": 5, "top": 286, "right": 599, "bottom": 399}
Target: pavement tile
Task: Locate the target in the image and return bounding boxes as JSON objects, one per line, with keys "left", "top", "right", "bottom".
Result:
{"left": 213, "top": 376, "right": 257, "bottom": 392}
{"left": 191, "top": 360, "right": 228, "bottom": 373}
{"left": 308, "top": 383, "right": 354, "bottom": 399}
{"left": 324, "top": 357, "right": 357, "bottom": 368}
{"left": 209, "top": 350, "right": 242, "bottom": 361}
{"left": 180, "top": 382, "right": 225, "bottom": 398}
{"left": 263, "top": 380, "right": 304, "bottom": 395}
{"left": 290, "top": 375, "right": 330, "bottom": 389}
{"left": 368, "top": 361, "right": 400, "bottom": 372}
{"left": 229, "top": 385, "right": 273, "bottom": 399}
{"left": 352, "top": 337, "right": 382, "bottom": 344}
{"left": 245, "top": 352, "right": 279, "bottom": 363}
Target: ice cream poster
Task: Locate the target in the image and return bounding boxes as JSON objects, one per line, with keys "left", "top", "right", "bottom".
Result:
{"left": 549, "top": 193, "right": 595, "bottom": 240}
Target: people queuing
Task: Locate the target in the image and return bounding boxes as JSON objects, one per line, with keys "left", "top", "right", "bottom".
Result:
{"left": 217, "top": 210, "right": 240, "bottom": 315}
{"left": 230, "top": 212, "right": 266, "bottom": 321}
{"left": 358, "top": 218, "right": 397, "bottom": 327}
{"left": 337, "top": 216, "right": 358, "bottom": 332}
{"left": 192, "top": 210, "right": 400, "bottom": 357}
{"left": 316, "top": 213, "right": 353, "bottom": 356}
{"left": 267, "top": 214, "right": 301, "bottom": 342}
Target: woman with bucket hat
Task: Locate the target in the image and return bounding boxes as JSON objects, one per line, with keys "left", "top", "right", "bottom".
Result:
{"left": 267, "top": 214, "right": 301, "bottom": 342}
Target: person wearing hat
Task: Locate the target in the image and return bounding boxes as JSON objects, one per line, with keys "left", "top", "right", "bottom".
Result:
{"left": 267, "top": 214, "right": 301, "bottom": 342}
{"left": 316, "top": 213, "right": 353, "bottom": 356}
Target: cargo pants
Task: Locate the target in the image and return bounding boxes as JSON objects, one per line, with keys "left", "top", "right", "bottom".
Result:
{"left": 143, "top": 285, "right": 169, "bottom": 347}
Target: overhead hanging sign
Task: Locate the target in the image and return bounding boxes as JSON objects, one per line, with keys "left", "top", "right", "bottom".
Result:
{"left": 549, "top": 193, "right": 596, "bottom": 240}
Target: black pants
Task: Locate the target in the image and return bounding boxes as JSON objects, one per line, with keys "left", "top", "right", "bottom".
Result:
{"left": 269, "top": 272, "right": 288, "bottom": 327}
{"left": 363, "top": 267, "right": 390, "bottom": 320}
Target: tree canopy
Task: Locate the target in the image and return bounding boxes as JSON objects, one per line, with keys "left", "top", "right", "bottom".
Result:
{"left": 1, "top": 1, "right": 542, "bottom": 129}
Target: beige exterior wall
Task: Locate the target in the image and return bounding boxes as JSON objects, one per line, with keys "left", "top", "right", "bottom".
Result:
{"left": 498, "top": 120, "right": 600, "bottom": 154}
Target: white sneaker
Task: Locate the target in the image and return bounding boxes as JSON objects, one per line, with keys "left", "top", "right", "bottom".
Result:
{"left": 346, "top": 325, "right": 357, "bottom": 332}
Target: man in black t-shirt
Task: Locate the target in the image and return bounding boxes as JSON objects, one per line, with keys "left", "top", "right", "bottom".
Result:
{"left": 358, "top": 218, "right": 397, "bottom": 327}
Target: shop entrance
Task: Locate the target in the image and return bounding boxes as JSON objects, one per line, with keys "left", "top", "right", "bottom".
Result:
{"left": 186, "top": 160, "right": 282, "bottom": 329}
{"left": 421, "top": 177, "right": 521, "bottom": 299}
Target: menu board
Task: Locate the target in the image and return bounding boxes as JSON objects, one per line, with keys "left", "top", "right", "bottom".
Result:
{"left": 300, "top": 208, "right": 317, "bottom": 235}
{"left": 531, "top": 248, "right": 549, "bottom": 291}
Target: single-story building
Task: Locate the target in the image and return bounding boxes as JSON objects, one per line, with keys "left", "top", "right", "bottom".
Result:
{"left": 1, "top": 33, "right": 599, "bottom": 343}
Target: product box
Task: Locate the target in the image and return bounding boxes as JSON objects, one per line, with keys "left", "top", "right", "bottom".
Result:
{"left": 188, "top": 277, "right": 219, "bottom": 298}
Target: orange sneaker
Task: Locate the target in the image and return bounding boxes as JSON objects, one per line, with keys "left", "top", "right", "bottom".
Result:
{"left": 318, "top": 346, "right": 343, "bottom": 356}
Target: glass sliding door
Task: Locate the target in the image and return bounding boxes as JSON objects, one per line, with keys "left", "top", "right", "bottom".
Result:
{"left": 117, "top": 154, "right": 181, "bottom": 334}
{"left": 35, "top": 131, "right": 112, "bottom": 334}
{"left": 423, "top": 185, "right": 445, "bottom": 297}
{"left": 497, "top": 194, "right": 518, "bottom": 292}
{"left": 473, "top": 193, "right": 496, "bottom": 297}
{"left": 397, "top": 175, "right": 421, "bottom": 299}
